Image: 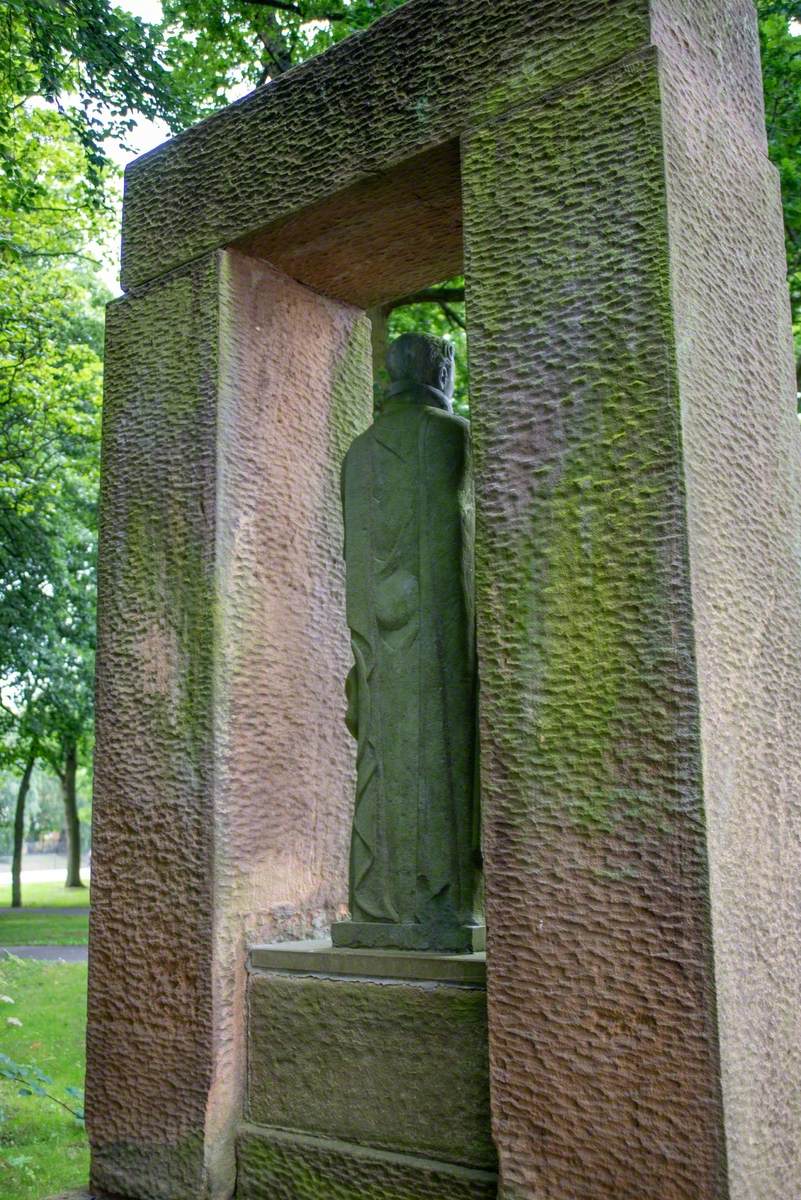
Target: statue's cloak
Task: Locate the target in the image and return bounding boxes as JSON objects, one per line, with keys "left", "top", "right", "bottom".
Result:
{"left": 341, "top": 397, "right": 479, "bottom": 943}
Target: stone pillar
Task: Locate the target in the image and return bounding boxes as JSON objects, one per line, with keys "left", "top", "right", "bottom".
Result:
{"left": 463, "top": 5, "right": 801, "bottom": 1199}
{"left": 87, "top": 250, "right": 371, "bottom": 1200}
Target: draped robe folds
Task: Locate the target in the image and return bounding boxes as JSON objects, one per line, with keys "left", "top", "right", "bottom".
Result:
{"left": 332, "top": 388, "right": 482, "bottom": 953}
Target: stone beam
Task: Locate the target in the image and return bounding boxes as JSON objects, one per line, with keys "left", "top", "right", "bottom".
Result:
{"left": 120, "top": 0, "right": 654, "bottom": 292}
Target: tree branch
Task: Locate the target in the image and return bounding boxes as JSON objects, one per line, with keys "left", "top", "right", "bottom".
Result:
{"left": 387, "top": 287, "right": 466, "bottom": 310}
{"left": 241, "top": 0, "right": 347, "bottom": 18}
{"left": 439, "top": 302, "right": 465, "bottom": 330}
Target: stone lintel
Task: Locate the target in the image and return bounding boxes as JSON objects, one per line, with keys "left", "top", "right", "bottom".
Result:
{"left": 249, "top": 939, "right": 486, "bottom": 985}
{"left": 120, "top": 0, "right": 654, "bottom": 290}
{"left": 120, "top": 1, "right": 768, "bottom": 296}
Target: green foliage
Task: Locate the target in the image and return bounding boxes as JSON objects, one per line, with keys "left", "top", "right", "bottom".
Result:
{"left": 758, "top": 4, "right": 801, "bottom": 390}
{"left": 0, "top": 246, "right": 102, "bottom": 736}
{"left": 0, "top": 959, "right": 88, "bottom": 1200}
{"left": 160, "top": 0, "right": 409, "bottom": 113}
{"left": 0, "top": 0, "right": 184, "bottom": 208}
{"left": 0, "top": 1054, "right": 84, "bottom": 1121}
{"left": 0, "top": 101, "right": 104, "bottom": 876}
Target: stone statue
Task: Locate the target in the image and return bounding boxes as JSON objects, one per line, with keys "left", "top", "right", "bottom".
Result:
{"left": 332, "top": 333, "right": 484, "bottom": 954}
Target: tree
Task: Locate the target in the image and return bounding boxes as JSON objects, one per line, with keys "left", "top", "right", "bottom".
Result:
{"left": 0, "top": 700, "right": 39, "bottom": 908}
{"left": 11, "top": 745, "right": 36, "bottom": 907}
{"left": 160, "top": 0, "right": 409, "bottom": 111}
{"left": 35, "top": 515, "right": 97, "bottom": 890}
{"left": 0, "top": 111, "right": 103, "bottom": 892}
{"left": 1, "top": 0, "right": 187, "bottom": 222}
{"left": 758, "top": 3, "right": 801, "bottom": 392}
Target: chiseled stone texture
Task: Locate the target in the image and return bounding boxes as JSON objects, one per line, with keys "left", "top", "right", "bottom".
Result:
{"left": 90, "top": 254, "right": 220, "bottom": 1200}
{"left": 463, "top": 51, "right": 725, "bottom": 1200}
{"left": 120, "top": 0, "right": 656, "bottom": 290}
{"left": 89, "top": 251, "right": 371, "bottom": 1200}
{"left": 247, "top": 969, "right": 495, "bottom": 1170}
{"left": 237, "top": 1126, "right": 498, "bottom": 1200}
{"left": 656, "top": 4, "right": 801, "bottom": 1197}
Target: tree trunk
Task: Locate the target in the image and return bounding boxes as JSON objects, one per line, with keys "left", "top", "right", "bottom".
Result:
{"left": 11, "top": 749, "right": 36, "bottom": 908}
{"left": 62, "top": 739, "right": 84, "bottom": 888}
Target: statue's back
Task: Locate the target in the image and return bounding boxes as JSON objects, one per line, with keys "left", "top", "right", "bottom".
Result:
{"left": 337, "top": 400, "right": 479, "bottom": 952}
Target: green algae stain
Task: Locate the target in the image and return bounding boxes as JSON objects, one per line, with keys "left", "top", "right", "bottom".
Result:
{"left": 240, "top": 1136, "right": 495, "bottom": 1200}
{"left": 107, "top": 257, "right": 221, "bottom": 775}
{"left": 120, "top": 494, "right": 215, "bottom": 769}
{"left": 468, "top": 1, "right": 650, "bottom": 126}
{"left": 530, "top": 379, "right": 675, "bottom": 832}
{"left": 463, "top": 53, "right": 699, "bottom": 839}
{"left": 328, "top": 314, "right": 373, "bottom": 466}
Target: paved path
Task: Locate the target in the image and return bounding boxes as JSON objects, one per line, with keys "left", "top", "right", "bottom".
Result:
{"left": 0, "top": 906, "right": 88, "bottom": 916}
{"left": 0, "top": 944, "right": 88, "bottom": 962}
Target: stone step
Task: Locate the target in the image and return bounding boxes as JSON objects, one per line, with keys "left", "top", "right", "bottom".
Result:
{"left": 237, "top": 1124, "right": 498, "bottom": 1200}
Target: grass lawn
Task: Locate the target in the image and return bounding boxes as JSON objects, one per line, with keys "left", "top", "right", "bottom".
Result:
{"left": 0, "top": 913, "right": 89, "bottom": 946}
{"left": 0, "top": 883, "right": 90, "bottom": 909}
{"left": 0, "top": 957, "right": 88, "bottom": 1200}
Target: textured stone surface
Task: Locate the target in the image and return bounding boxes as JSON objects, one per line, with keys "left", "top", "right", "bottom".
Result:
{"left": 89, "top": 254, "right": 220, "bottom": 1200}
{"left": 247, "top": 969, "right": 495, "bottom": 1170}
{"left": 656, "top": 5, "right": 801, "bottom": 1198}
{"left": 89, "top": 251, "right": 371, "bottom": 1200}
{"left": 463, "top": 50, "right": 726, "bottom": 1200}
{"left": 461, "top": 3, "right": 801, "bottom": 1193}
{"left": 237, "top": 1126, "right": 498, "bottom": 1200}
{"left": 120, "top": 0, "right": 653, "bottom": 290}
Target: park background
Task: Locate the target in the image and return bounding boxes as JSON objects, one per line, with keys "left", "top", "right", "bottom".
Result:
{"left": 0, "top": 2, "right": 799, "bottom": 1197}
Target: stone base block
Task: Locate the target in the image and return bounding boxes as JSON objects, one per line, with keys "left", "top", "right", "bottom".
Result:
{"left": 246, "top": 942, "right": 496, "bottom": 1179}
{"left": 237, "top": 1126, "right": 498, "bottom": 1200}
{"left": 331, "top": 920, "right": 485, "bottom": 953}
{"left": 250, "top": 940, "right": 488, "bottom": 984}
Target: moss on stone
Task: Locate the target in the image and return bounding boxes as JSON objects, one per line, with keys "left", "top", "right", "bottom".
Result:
{"left": 237, "top": 1127, "right": 497, "bottom": 1200}
{"left": 464, "top": 53, "right": 696, "bottom": 837}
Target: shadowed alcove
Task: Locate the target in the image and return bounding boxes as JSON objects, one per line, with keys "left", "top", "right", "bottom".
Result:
{"left": 233, "top": 140, "right": 463, "bottom": 310}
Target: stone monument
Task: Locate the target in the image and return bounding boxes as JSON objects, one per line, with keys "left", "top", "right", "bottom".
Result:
{"left": 332, "top": 333, "right": 483, "bottom": 953}
{"left": 84, "top": 3, "right": 801, "bottom": 1199}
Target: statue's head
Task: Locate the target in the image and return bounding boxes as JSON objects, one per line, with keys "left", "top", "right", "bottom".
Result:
{"left": 386, "top": 333, "right": 455, "bottom": 406}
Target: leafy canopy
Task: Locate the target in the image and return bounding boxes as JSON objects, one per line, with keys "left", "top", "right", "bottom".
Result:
{"left": 758, "top": 3, "right": 801, "bottom": 385}
{"left": 160, "top": 0, "right": 409, "bottom": 112}
{"left": 0, "top": 0, "right": 184, "bottom": 206}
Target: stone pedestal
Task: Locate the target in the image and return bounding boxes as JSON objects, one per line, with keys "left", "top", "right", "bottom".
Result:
{"left": 238, "top": 942, "right": 497, "bottom": 1199}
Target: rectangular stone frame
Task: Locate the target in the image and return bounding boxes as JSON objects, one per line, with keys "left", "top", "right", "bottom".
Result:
{"left": 91, "top": 2, "right": 801, "bottom": 1199}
